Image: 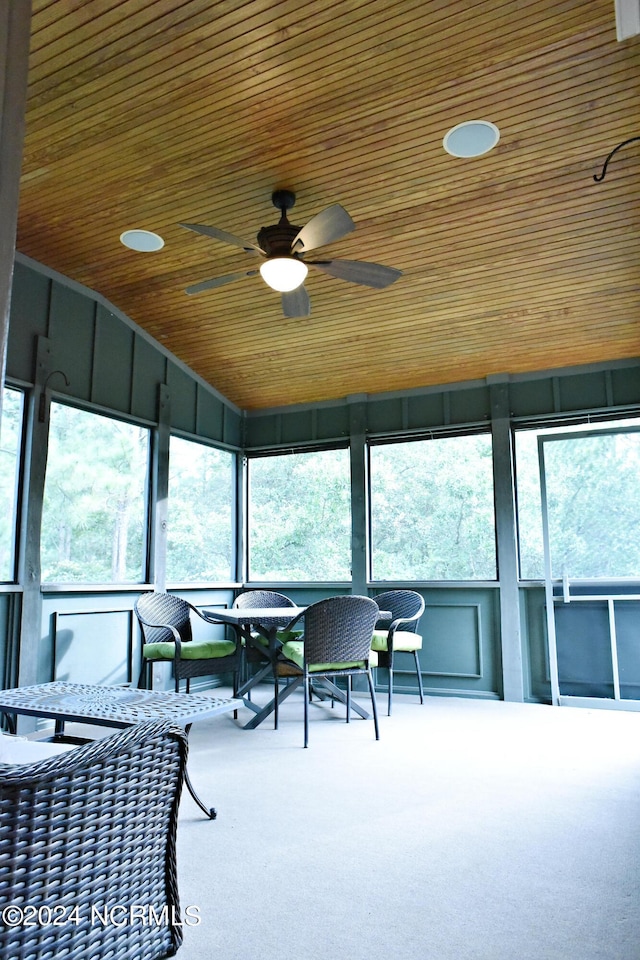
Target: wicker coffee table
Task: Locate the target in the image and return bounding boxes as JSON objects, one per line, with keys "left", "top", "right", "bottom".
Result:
{"left": 0, "top": 681, "right": 240, "bottom": 820}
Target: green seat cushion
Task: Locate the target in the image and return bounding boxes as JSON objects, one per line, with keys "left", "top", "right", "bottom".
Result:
{"left": 281, "top": 639, "right": 376, "bottom": 672}
{"left": 371, "top": 629, "right": 422, "bottom": 653}
{"left": 143, "top": 639, "right": 236, "bottom": 661}
{"left": 248, "top": 629, "right": 302, "bottom": 648}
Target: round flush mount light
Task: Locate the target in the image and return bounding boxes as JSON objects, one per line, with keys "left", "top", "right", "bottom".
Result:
{"left": 443, "top": 120, "right": 500, "bottom": 158}
{"left": 120, "top": 229, "right": 165, "bottom": 252}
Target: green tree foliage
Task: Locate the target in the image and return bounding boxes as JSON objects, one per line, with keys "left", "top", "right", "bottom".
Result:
{"left": 544, "top": 432, "right": 640, "bottom": 578}
{"left": 370, "top": 434, "right": 497, "bottom": 580}
{"left": 41, "top": 404, "right": 148, "bottom": 582}
{"left": 516, "top": 425, "right": 640, "bottom": 579}
{"left": 166, "top": 437, "right": 233, "bottom": 581}
{"left": 249, "top": 449, "right": 351, "bottom": 580}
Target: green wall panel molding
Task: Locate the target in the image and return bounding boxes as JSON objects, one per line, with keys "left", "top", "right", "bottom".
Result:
{"left": 421, "top": 603, "right": 483, "bottom": 679}
{"left": 52, "top": 608, "right": 135, "bottom": 686}
{"left": 420, "top": 590, "right": 501, "bottom": 697}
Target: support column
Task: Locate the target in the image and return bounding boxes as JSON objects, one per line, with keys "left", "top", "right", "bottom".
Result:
{"left": 489, "top": 377, "right": 524, "bottom": 701}
{"left": 348, "top": 395, "right": 368, "bottom": 596}
{"left": 145, "top": 384, "right": 172, "bottom": 690}
{"left": 150, "top": 384, "right": 170, "bottom": 591}
{"left": 0, "top": 1, "right": 32, "bottom": 420}
{"left": 17, "top": 337, "right": 54, "bottom": 690}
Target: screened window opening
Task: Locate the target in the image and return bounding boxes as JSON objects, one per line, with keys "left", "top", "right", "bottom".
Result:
{"left": 0, "top": 387, "right": 24, "bottom": 581}
{"left": 248, "top": 448, "right": 351, "bottom": 581}
{"left": 369, "top": 434, "right": 496, "bottom": 581}
{"left": 515, "top": 417, "right": 640, "bottom": 580}
{"left": 41, "top": 404, "right": 149, "bottom": 583}
{"left": 167, "top": 436, "right": 234, "bottom": 582}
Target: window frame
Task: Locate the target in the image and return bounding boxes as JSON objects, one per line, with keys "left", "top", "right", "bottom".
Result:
{"left": 40, "top": 399, "right": 153, "bottom": 586}
{"left": 245, "top": 443, "right": 352, "bottom": 584}
{"left": 513, "top": 412, "right": 640, "bottom": 583}
{"left": 366, "top": 428, "right": 498, "bottom": 584}
{"left": 165, "top": 432, "right": 239, "bottom": 586}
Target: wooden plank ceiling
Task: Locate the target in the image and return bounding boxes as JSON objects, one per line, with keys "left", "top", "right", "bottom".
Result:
{"left": 19, "top": 0, "right": 640, "bottom": 410}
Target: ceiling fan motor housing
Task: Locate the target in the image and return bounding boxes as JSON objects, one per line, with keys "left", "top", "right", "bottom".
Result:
{"left": 257, "top": 219, "right": 302, "bottom": 257}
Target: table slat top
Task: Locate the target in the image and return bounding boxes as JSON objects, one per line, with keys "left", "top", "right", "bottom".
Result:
{"left": 0, "top": 681, "right": 240, "bottom": 727}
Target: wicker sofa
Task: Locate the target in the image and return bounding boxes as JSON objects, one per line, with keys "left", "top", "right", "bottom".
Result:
{"left": 0, "top": 720, "right": 188, "bottom": 959}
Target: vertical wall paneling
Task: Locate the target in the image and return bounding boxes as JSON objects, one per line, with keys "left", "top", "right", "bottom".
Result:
{"left": 196, "top": 385, "right": 224, "bottom": 442}
{"left": 558, "top": 371, "right": 609, "bottom": 412}
{"left": 316, "top": 403, "right": 349, "bottom": 441}
{"left": 167, "top": 362, "right": 197, "bottom": 434}
{"left": 449, "top": 385, "right": 491, "bottom": 424}
{"left": 92, "top": 305, "right": 134, "bottom": 412}
{"left": 223, "top": 402, "right": 242, "bottom": 448}
{"left": 131, "top": 333, "right": 167, "bottom": 423}
{"left": 406, "top": 391, "right": 443, "bottom": 430}
{"left": 7, "top": 261, "right": 50, "bottom": 382}
{"left": 509, "top": 377, "right": 556, "bottom": 418}
{"left": 47, "top": 283, "right": 94, "bottom": 401}
{"left": 490, "top": 379, "right": 524, "bottom": 701}
{"left": 611, "top": 364, "right": 640, "bottom": 407}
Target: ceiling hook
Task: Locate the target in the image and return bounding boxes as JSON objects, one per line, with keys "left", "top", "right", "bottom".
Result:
{"left": 38, "top": 370, "right": 70, "bottom": 422}
{"left": 593, "top": 136, "right": 640, "bottom": 183}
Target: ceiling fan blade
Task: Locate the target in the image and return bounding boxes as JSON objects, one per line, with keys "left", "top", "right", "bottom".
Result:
{"left": 179, "top": 222, "right": 263, "bottom": 255}
{"left": 291, "top": 204, "right": 355, "bottom": 253}
{"left": 185, "top": 270, "right": 258, "bottom": 295}
{"left": 281, "top": 286, "right": 311, "bottom": 318}
{"left": 309, "top": 259, "right": 402, "bottom": 288}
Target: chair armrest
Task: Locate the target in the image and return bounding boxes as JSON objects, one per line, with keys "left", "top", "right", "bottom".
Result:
{"left": 138, "top": 616, "right": 183, "bottom": 658}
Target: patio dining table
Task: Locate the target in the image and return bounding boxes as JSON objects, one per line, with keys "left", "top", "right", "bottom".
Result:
{"left": 202, "top": 606, "right": 305, "bottom": 729}
{"left": 0, "top": 680, "right": 240, "bottom": 820}
{"left": 202, "top": 603, "right": 390, "bottom": 730}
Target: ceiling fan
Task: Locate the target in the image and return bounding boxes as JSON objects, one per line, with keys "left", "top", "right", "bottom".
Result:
{"left": 179, "top": 189, "right": 402, "bottom": 318}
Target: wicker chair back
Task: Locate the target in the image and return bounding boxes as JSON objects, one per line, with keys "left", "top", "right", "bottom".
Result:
{"left": 302, "top": 595, "right": 379, "bottom": 666}
{"left": 233, "top": 589, "right": 296, "bottom": 629}
{"left": 373, "top": 589, "right": 425, "bottom": 632}
{"left": 136, "top": 591, "right": 193, "bottom": 645}
{"left": 0, "top": 721, "right": 187, "bottom": 960}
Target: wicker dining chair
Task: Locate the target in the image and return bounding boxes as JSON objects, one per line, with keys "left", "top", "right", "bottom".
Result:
{"left": 372, "top": 589, "right": 426, "bottom": 715}
{"left": 233, "top": 589, "right": 298, "bottom": 695}
{"left": 0, "top": 721, "right": 188, "bottom": 960}
{"left": 135, "top": 591, "right": 240, "bottom": 696}
{"left": 277, "top": 595, "right": 380, "bottom": 747}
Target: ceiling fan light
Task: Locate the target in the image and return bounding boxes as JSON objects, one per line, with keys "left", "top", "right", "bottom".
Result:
{"left": 259, "top": 257, "right": 308, "bottom": 292}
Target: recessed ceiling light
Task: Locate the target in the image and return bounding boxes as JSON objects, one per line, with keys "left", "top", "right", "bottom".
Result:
{"left": 120, "top": 229, "right": 165, "bottom": 252}
{"left": 443, "top": 120, "right": 500, "bottom": 158}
